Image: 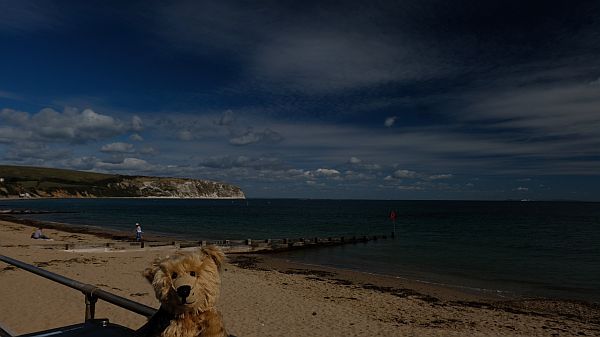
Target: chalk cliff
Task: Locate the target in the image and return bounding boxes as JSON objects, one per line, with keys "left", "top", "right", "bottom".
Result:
{"left": 0, "top": 165, "right": 245, "bottom": 199}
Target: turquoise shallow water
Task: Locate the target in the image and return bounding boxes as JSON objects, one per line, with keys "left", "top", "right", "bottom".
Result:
{"left": 2, "top": 198, "right": 599, "bottom": 302}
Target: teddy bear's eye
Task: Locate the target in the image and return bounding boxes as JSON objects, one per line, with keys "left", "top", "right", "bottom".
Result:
{"left": 171, "top": 272, "right": 178, "bottom": 279}
{"left": 190, "top": 271, "right": 196, "bottom": 277}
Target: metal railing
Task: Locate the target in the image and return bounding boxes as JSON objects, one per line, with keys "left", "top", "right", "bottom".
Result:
{"left": 0, "top": 323, "right": 13, "bottom": 337}
{"left": 0, "top": 255, "right": 157, "bottom": 324}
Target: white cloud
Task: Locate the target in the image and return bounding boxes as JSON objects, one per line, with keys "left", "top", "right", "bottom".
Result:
{"left": 130, "top": 133, "right": 144, "bottom": 141}
{"left": 0, "top": 107, "right": 131, "bottom": 143}
{"left": 140, "top": 146, "right": 158, "bottom": 155}
{"left": 215, "top": 110, "right": 235, "bottom": 126}
{"left": 343, "top": 171, "right": 376, "bottom": 181}
{"left": 95, "top": 157, "right": 152, "bottom": 171}
{"left": 286, "top": 169, "right": 306, "bottom": 177}
{"left": 0, "top": 109, "right": 29, "bottom": 125}
{"left": 73, "top": 109, "right": 120, "bottom": 132}
{"left": 229, "top": 127, "right": 283, "bottom": 146}
{"left": 153, "top": 112, "right": 283, "bottom": 146}
{"left": 256, "top": 34, "right": 404, "bottom": 91}
{"left": 397, "top": 185, "right": 424, "bottom": 191}
{"left": 100, "top": 142, "right": 135, "bottom": 153}
{"left": 0, "top": 90, "right": 23, "bottom": 101}
{"left": 384, "top": 116, "right": 397, "bottom": 127}
{"left": 131, "top": 115, "right": 144, "bottom": 131}
{"left": 465, "top": 83, "right": 600, "bottom": 140}
{"left": 152, "top": 2, "right": 451, "bottom": 93}
{"left": 199, "top": 155, "right": 283, "bottom": 170}
{"left": 178, "top": 130, "right": 194, "bottom": 141}
{"left": 5, "top": 142, "right": 70, "bottom": 161}
{"left": 314, "top": 168, "right": 341, "bottom": 177}
{"left": 63, "top": 156, "right": 100, "bottom": 170}
{"left": 427, "top": 174, "right": 453, "bottom": 180}
{"left": 393, "top": 169, "right": 418, "bottom": 179}
{"left": 0, "top": 126, "right": 32, "bottom": 143}
{"left": 229, "top": 130, "right": 260, "bottom": 145}
{"left": 515, "top": 186, "right": 529, "bottom": 192}
{"left": 344, "top": 156, "right": 382, "bottom": 172}
{"left": 349, "top": 157, "right": 362, "bottom": 164}
{"left": 0, "top": 1, "right": 62, "bottom": 33}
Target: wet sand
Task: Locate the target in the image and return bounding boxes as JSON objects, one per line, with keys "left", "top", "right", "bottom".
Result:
{"left": 1, "top": 218, "right": 599, "bottom": 337}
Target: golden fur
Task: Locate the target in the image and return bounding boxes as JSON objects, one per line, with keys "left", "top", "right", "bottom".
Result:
{"left": 136, "top": 246, "right": 228, "bottom": 337}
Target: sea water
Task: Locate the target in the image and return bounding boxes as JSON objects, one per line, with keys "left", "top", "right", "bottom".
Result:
{"left": 2, "top": 198, "right": 599, "bottom": 302}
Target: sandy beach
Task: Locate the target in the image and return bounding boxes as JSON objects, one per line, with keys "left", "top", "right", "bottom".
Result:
{"left": 0, "top": 217, "right": 598, "bottom": 337}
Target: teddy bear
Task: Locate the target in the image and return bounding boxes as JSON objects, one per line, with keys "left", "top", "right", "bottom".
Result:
{"left": 135, "top": 246, "right": 229, "bottom": 337}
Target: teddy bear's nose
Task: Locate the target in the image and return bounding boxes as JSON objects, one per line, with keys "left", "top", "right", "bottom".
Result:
{"left": 177, "top": 285, "right": 191, "bottom": 299}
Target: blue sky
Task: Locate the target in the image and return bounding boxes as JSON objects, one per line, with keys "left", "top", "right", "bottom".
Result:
{"left": 1, "top": 0, "right": 600, "bottom": 200}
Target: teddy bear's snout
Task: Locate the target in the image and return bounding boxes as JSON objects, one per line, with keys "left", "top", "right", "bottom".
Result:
{"left": 176, "top": 285, "right": 191, "bottom": 300}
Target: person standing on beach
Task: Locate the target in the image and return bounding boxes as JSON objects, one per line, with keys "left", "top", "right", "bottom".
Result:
{"left": 135, "top": 223, "right": 143, "bottom": 241}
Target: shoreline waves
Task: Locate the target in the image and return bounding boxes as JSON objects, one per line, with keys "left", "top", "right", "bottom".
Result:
{"left": 1, "top": 217, "right": 599, "bottom": 336}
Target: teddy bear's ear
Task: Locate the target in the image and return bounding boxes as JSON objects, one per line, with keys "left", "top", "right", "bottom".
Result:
{"left": 143, "top": 257, "right": 165, "bottom": 283}
{"left": 143, "top": 266, "right": 158, "bottom": 283}
{"left": 202, "top": 245, "right": 225, "bottom": 269}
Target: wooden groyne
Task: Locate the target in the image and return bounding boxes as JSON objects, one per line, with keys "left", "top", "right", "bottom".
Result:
{"left": 61, "top": 233, "right": 395, "bottom": 254}
{"left": 199, "top": 233, "right": 393, "bottom": 254}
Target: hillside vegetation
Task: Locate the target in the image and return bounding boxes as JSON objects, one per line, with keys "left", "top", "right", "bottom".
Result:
{"left": 0, "top": 165, "right": 245, "bottom": 199}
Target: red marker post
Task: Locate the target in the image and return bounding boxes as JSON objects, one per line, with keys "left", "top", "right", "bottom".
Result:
{"left": 389, "top": 210, "right": 397, "bottom": 238}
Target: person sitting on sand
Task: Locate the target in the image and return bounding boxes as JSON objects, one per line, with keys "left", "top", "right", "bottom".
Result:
{"left": 31, "top": 228, "right": 50, "bottom": 240}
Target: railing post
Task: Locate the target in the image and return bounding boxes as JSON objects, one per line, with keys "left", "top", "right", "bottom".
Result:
{"left": 84, "top": 292, "right": 98, "bottom": 321}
